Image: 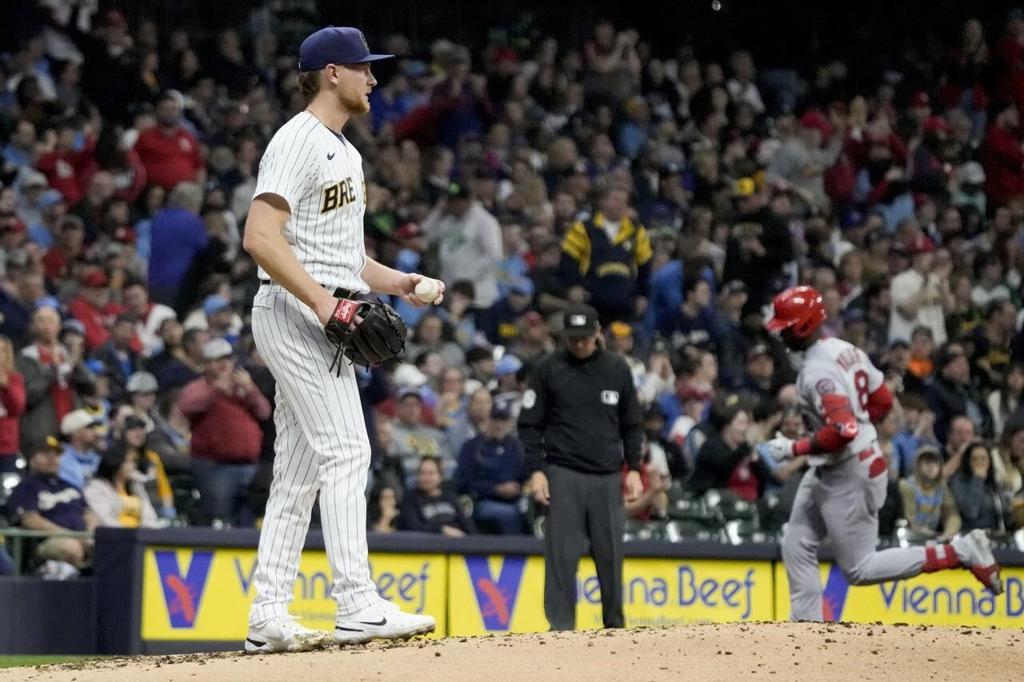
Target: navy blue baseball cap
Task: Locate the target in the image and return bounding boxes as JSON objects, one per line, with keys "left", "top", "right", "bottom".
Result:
{"left": 298, "top": 27, "right": 394, "bottom": 71}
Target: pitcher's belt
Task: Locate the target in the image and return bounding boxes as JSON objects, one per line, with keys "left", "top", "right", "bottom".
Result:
{"left": 259, "top": 278, "right": 356, "bottom": 300}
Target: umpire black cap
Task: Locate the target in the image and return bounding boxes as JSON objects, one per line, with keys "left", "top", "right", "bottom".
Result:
{"left": 563, "top": 304, "right": 600, "bottom": 337}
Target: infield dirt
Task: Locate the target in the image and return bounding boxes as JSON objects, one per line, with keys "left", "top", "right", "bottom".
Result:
{"left": 4, "top": 621, "right": 1023, "bottom": 682}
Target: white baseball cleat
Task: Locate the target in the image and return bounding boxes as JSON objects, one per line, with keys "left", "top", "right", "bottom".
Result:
{"left": 244, "top": 616, "right": 332, "bottom": 654}
{"left": 334, "top": 600, "right": 436, "bottom": 644}
{"left": 953, "top": 529, "right": 1004, "bottom": 595}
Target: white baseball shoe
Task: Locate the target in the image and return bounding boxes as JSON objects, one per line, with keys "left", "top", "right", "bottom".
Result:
{"left": 334, "top": 600, "right": 436, "bottom": 644}
{"left": 244, "top": 616, "right": 332, "bottom": 654}
{"left": 953, "top": 529, "right": 1004, "bottom": 595}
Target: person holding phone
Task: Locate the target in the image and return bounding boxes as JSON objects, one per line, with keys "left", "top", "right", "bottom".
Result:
{"left": 178, "top": 338, "right": 271, "bottom": 524}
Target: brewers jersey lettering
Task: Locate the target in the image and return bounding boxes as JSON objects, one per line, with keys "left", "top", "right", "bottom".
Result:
{"left": 248, "top": 110, "right": 380, "bottom": 625}
{"left": 252, "top": 110, "right": 370, "bottom": 293}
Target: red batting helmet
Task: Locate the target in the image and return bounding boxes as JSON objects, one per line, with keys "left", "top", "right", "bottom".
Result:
{"left": 765, "top": 286, "right": 827, "bottom": 339}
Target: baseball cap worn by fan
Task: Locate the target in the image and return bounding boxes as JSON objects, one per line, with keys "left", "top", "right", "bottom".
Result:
{"left": 392, "top": 363, "right": 428, "bottom": 387}
{"left": 82, "top": 269, "right": 108, "bottom": 289}
{"left": 609, "top": 321, "right": 633, "bottom": 338}
{"left": 28, "top": 435, "right": 62, "bottom": 459}
{"left": 905, "top": 234, "right": 935, "bottom": 255}
{"left": 21, "top": 170, "right": 48, "bottom": 190}
{"left": 746, "top": 343, "right": 771, "bottom": 362}
{"left": 491, "top": 400, "right": 513, "bottom": 420}
{"left": 397, "top": 386, "right": 423, "bottom": 402}
{"left": 396, "top": 222, "right": 422, "bottom": 241}
{"left": 721, "top": 280, "right": 748, "bottom": 297}
{"left": 61, "top": 409, "right": 100, "bottom": 436}
{"left": 35, "top": 296, "right": 60, "bottom": 311}
{"left": 62, "top": 318, "right": 87, "bottom": 338}
{"left": 494, "top": 354, "right": 523, "bottom": 377}
{"left": 934, "top": 343, "right": 966, "bottom": 370}
{"left": 39, "top": 189, "right": 65, "bottom": 210}
{"left": 123, "top": 416, "right": 148, "bottom": 431}
{"left": 298, "top": 27, "right": 394, "bottom": 71}
{"left": 733, "top": 177, "right": 757, "bottom": 198}
{"left": 446, "top": 181, "right": 471, "bottom": 200}
{"left": 203, "top": 338, "right": 234, "bottom": 361}
{"left": 203, "top": 295, "right": 231, "bottom": 317}
{"left": 563, "top": 304, "right": 599, "bottom": 338}
{"left": 914, "top": 445, "right": 943, "bottom": 465}
{"left": 84, "top": 358, "right": 108, "bottom": 376}
{"left": 507, "top": 276, "right": 534, "bottom": 298}
{"left": 958, "top": 161, "right": 986, "bottom": 186}
{"left": 127, "top": 371, "right": 158, "bottom": 394}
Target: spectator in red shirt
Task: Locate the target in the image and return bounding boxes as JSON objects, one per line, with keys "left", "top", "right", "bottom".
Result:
{"left": 122, "top": 280, "right": 177, "bottom": 358}
{"left": 35, "top": 121, "right": 93, "bottom": 206}
{"left": 995, "top": 8, "right": 1024, "bottom": 108}
{"left": 42, "top": 215, "right": 86, "bottom": 281}
{"left": 17, "top": 307, "right": 83, "bottom": 454}
{"left": 68, "top": 268, "right": 124, "bottom": 352}
{"left": 980, "top": 101, "right": 1024, "bottom": 206}
{"left": 134, "top": 92, "right": 205, "bottom": 191}
{"left": 0, "top": 335, "right": 27, "bottom": 473}
{"left": 179, "top": 338, "right": 270, "bottom": 524}
{"left": 79, "top": 125, "right": 147, "bottom": 204}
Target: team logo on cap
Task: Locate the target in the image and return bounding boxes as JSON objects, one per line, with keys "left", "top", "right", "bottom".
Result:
{"left": 569, "top": 314, "right": 586, "bottom": 326}
{"left": 359, "top": 31, "right": 369, "bottom": 51}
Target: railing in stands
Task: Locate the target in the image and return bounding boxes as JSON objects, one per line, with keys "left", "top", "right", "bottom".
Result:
{"left": 0, "top": 528, "right": 94, "bottom": 577}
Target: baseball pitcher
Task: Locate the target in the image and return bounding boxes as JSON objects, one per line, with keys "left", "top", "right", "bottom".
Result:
{"left": 242, "top": 26, "right": 442, "bottom": 653}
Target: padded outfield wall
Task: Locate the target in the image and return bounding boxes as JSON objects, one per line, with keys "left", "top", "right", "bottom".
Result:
{"left": 2, "top": 528, "right": 1022, "bottom": 654}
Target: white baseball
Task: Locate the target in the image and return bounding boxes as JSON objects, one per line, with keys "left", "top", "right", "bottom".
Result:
{"left": 414, "top": 278, "right": 440, "bottom": 304}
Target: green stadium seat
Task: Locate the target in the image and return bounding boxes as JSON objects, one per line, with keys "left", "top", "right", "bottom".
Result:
{"left": 664, "top": 519, "right": 720, "bottom": 542}
{"left": 666, "top": 497, "right": 719, "bottom": 526}
{"left": 724, "top": 518, "right": 763, "bottom": 545}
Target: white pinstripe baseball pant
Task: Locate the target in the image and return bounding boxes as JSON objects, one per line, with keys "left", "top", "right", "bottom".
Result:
{"left": 248, "top": 284, "right": 379, "bottom": 624}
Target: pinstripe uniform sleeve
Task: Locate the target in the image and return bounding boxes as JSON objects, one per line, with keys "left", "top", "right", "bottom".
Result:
{"left": 253, "top": 124, "right": 318, "bottom": 211}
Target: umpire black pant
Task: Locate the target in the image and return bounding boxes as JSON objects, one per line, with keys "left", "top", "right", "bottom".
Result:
{"left": 543, "top": 463, "right": 625, "bottom": 630}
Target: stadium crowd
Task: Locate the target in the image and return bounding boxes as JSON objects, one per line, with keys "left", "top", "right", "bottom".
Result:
{"left": 3, "top": 1, "right": 1024, "bottom": 577}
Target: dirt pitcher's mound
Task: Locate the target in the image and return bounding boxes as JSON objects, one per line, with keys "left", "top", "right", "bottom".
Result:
{"left": 6, "top": 622, "right": 1024, "bottom": 682}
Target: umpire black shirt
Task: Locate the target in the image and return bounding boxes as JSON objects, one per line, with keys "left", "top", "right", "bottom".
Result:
{"left": 519, "top": 347, "right": 643, "bottom": 475}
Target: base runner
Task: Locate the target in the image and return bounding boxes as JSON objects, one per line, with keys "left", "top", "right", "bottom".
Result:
{"left": 763, "top": 286, "right": 1002, "bottom": 621}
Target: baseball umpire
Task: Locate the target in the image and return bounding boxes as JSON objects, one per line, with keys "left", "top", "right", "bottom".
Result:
{"left": 519, "top": 304, "right": 644, "bottom": 630}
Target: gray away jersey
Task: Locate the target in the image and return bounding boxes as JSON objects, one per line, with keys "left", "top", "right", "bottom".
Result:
{"left": 796, "top": 336, "right": 885, "bottom": 467}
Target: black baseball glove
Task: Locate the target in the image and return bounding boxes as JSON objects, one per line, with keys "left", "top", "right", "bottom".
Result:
{"left": 324, "top": 298, "right": 408, "bottom": 374}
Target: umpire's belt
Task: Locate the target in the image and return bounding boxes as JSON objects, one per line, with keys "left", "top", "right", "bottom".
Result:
{"left": 259, "top": 278, "right": 357, "bottom": 300}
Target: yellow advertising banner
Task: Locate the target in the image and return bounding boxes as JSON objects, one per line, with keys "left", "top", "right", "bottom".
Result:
{"left": 141, "top": 548, "right": 447, "bottom": 641}
{"left": 448, "top": 555, "right": 774, "bottom": 635}
{"left": 773, "top": 561, "right": 1024, "bottom": 628}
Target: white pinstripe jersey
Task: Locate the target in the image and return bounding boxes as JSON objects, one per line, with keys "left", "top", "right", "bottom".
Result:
{"left": 252, "top": 110, "right": 370, "bottom": 293}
